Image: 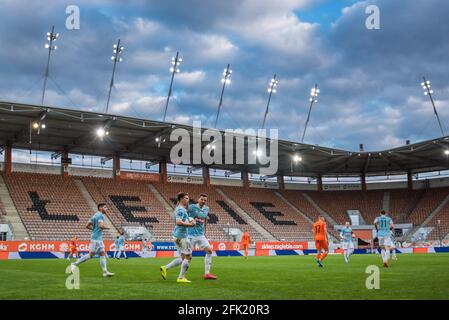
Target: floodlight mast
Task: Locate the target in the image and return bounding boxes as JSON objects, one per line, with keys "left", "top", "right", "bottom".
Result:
{"left": 41, "top": 26, "right": 59, "bottom": 105}
{"left": 162, "top": 51, "right": 181, "bottom": 122}
{"left": 301, "top": 83, "right": 320, "bottom": 143}
{"left": 421, "top": 77, "right": 445, "bottom": 137}
{"left": 261, "top": 74, "right": 278, "bottom": 129}
{"left": 214, "top": 63, "right": 232, "bottom": 128}
{"left": 105, "top": 39, "right": 124, "bottom": 113}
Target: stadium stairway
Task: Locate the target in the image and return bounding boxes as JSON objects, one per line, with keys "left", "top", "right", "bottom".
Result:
{"left": 275, "top": 191, "right": 339, "bottom": 242}
{"left": 0, "top": 175, "right": 29, "bottom": 239}
{"left": 147, "top": 184, "right": 174, "bottom": 216}
{"left": 215, "top": 187, "right": 277, "bottom": 241}
{"left": 406, "top": 192, "right": 449, "bottom": 241}
{"left": 382, "top": 191, "right": 390, "bottom": 212}
{"left": 75, "top": 179, "right": 119, "bottom": 238}
{"left": 302, "top": 193, "right": 338, "bottom": 226}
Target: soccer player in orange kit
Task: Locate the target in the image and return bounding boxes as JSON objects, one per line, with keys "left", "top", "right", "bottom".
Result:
{"left": 313, "top": 216, "right": 329, "bottom": 267}
{"left": 241, "top": 231, "right": 251, "bottom": 259}
{"left": 67, "top": 236, "right": 79, "bottom": 261}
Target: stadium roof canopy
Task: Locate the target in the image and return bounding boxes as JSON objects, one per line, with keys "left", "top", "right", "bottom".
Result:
{"left": 1, "top": 100, "right": 449, "bottom": 178}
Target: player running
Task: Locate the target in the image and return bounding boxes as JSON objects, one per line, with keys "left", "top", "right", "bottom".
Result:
{"left": 340, "top": 222, "right": 355, "bottom": 263}
{"left": 313, "top": 216, "right": 328, "bottom": 267}
{"left": 70, "top": 203, "right": 114, "bottom": 277}
{"left": 113, "top": 236, "right": 120, "bottom": 259}
{"left": 67, "top": 236, "right": 79, "bottom": 261}
{"left": 374, "top": 210, "right": 394, "bottom": 268}
{"left": 160, "top": 192, "right": 196, "bottom": 283}
{"left": 390, "top": 230, "right": 398, "bottom": 261}
{"left": 115, "top": 232, "right": 127, "bottom": 259}
{"left": 241, "top": 231, "right": 251, "bottom": 259}
{"left": 187, "top": 193, "right": 217, "bottom": 280}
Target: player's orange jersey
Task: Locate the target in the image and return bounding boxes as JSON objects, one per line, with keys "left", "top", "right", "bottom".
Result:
{"left": 69, "top": 238, "right": 77, "bottom": 251}
{"left": 241, "top": 232, "right": 250, "bottom": 245}
{"left": 313, "top": 220, "right": 327, "bottom": 241}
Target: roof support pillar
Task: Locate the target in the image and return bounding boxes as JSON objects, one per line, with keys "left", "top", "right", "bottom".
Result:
{"left": 113, "top": 154, "right": 121, "bottom": 181}
{"left": 159, "top": 160, "right": 168, "bottom": 184}
{"left": 407, "top": 170, "right": 413, "bottom": 191}
{"left": 361, "top": 173, "right": 367, "bottom": 192}
{"left": 61, "top": 149, "right": 69, "bottom": 178}
{"left": 317, "top": 174, "right": 323, "bottom": 192}
{"left": 242, "top": 170, "right": 249, "bottom": 189}
{"left": 203, "top": 166, "right": 211, "bottom": 187}
{"left": 277, "top": 175, "right": 285, "bottom": 191}
{"left": 4, "top": 142, "right": 12, "bottom": 176}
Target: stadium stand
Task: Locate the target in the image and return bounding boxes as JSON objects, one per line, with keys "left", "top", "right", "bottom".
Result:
{"left": 3, "top": 172, "right": 111, "bottom": 240}
{"left": 80, "top": 177, "right": 170, "bottom": 240}
{"left": 219, "top": 186, "right": 314, "bottom": 241}
{"left": 305, "top": 190, "right": 384, "bottom": 225}
{"left": 407, "top": 187, "right": 449, "bottom": 226}
{"left": 152, "top": 182, "right": 267, "bottom": 241}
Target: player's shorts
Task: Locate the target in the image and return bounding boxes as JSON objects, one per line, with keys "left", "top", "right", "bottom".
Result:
{"left": 378, "top": 236, "right": 393, "bottom": 247}
{"left": 341, "top": 241, "right": 354, "bottom": 250}
{"left": 173, "top": 237, "right": 192, "bottom": 255}
{"left": 189, "top": 235, "right": 211, "bottom": 250}
{"left": 118, "top": 245, "right": 124, "bottom": 251}
{"left": 89, "top": 240, "right": 105, "bottom": 254}
{"left": 242, "top": 243, "right": 249, "bottom": 249}
{"left": 315, "top": 239, "right": 329, "bottom": 252}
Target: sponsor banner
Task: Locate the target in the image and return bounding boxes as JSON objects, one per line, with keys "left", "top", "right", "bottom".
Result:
{"left": 120, "top": 171, "right": 159, "bottom": 182}
{"left": 0, "top": 241, "right": 142, "bottom": 253}
{"left": 256, "top": 242, "right": 308, "bottom": 251}
{"left": 167, "top": 174, "right": 204, "bottom": 184}
{"left": 249, "top": 181, "right": 279, "bottom": 189}
{"left": 323, "top": 184, "right": 361, "bottom": 191}
{"left": 209, "top": 241, "right": 241, "bottom": 251}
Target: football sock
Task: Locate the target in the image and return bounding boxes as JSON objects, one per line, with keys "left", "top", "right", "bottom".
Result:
{"left": 100, "top": 256, "right": 107, "bottom": 272}
{"left": 179, "top": 259, "right": 190, "bottom": 278}
{"left": 166, "top": 257, "right": 182, "bottom": 270}
{"left": 205, "top": 253, "right": 212, "bottom": 274}
{"left": 75, "top": 253, "right": 90, "bottom": 266}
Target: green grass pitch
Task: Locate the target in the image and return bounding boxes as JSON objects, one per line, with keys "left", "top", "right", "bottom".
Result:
{"left": 1, "top": 254, "right": 448, "bottom": 300}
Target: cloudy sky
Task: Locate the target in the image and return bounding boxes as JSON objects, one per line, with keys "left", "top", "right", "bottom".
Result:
{"left": 1, "top": 0, "right": 449, "bottom": 152}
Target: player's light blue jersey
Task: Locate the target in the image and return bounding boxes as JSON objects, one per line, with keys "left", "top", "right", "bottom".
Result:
{"left": 187, "top": 204, "right": 209, "bottom": 237}
{"left": 340, "top": 227, "right": 353, "bottom": 242}
{"left": 374, "top": 215, "right": 393, "bottom": 237}
{"left": 172, "top": 205, "right": 189, "bottom": 239}
{"left": 118, "top": 235, "right": 125, "bottom": 246}
{"left": 90, "top": 211, "right": 104, "bottom": 241}
{"left": 114, "top": 238, "right": 120, "bottom": 247}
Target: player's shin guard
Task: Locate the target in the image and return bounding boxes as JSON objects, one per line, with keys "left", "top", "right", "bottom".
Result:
{"left": 321, "top": 252, "right": 328, "bottom": 261}
{"left": 166, "top": 257, "right": 182, "bottom": 270}
{"left": 75, "top": 253, "right": 91, "bottom": 266}
{"left": 179, "top": 259, "right": 190, "bottom": 278}
{"left": 205, "top": 253, "right": 212, "bottom": 274}
{"left": 100, "top": 256, "right": 108, "bottom": 273}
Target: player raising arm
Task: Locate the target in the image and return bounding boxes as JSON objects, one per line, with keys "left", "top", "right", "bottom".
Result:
{"left": 374, "top": 210, "right": 394, "bottom": 268}
{"left": 160, "top": 192, "right": 196, "bottom": 283}
{"left": 313, "top": 216, "right": 329, "bottom": 268}
{"left": 70, "top": 203, "right": 114, "bottom": 277}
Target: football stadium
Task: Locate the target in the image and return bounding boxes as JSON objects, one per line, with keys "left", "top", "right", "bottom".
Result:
{"left": 1, "top": 1, "right": 449, "bottom": 304}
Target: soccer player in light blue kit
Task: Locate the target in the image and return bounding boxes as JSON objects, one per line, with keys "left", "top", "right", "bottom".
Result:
{"left": 113, "top": 236, "right": 120, "bottom": 258}
{"left": 340, "top": 222, "right": 355, "bottom": 263}
{"left": 115, "top": 232, "right": 127, "bottom": 259}
{"left": 70, "top": 203, "right": 114, "bottom": 277}
{"left": 160, "top": 192, "right": 196, "bottom": 283}
{"left": 374, "top": 210, "right": 394, "bottom": 268}
{"left": 187, "top": 193, "right": 217, "bottom": 280}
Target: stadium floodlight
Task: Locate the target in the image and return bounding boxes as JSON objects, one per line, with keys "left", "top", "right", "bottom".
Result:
{"left": 444, "top": 150, "right": 449, "bottom": 155}
{"left": 41, "top": 26, "right": 59, "bottom": 105}
{"left": 421, "top": 77, "right": 445, "bottom": 137}
{"left": 301, "top": 84, "right": 320, "bottom": 143}
{"left": 96, "top": 127, "right": 109, "bottom": 138}
{"left": 293, "top": 154, "right": 302, "bottom": 162}
{"left": 261, "top": 74, "right": 279, "bottom": 129}
{"left": 105, "top": 39, "right": 124, "bottom": 113}
{"left": 162, "top": 51, "right": 182, "bottom": 122}
{"left": 214, "top": 64, "right": 232, "bottom": 128}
